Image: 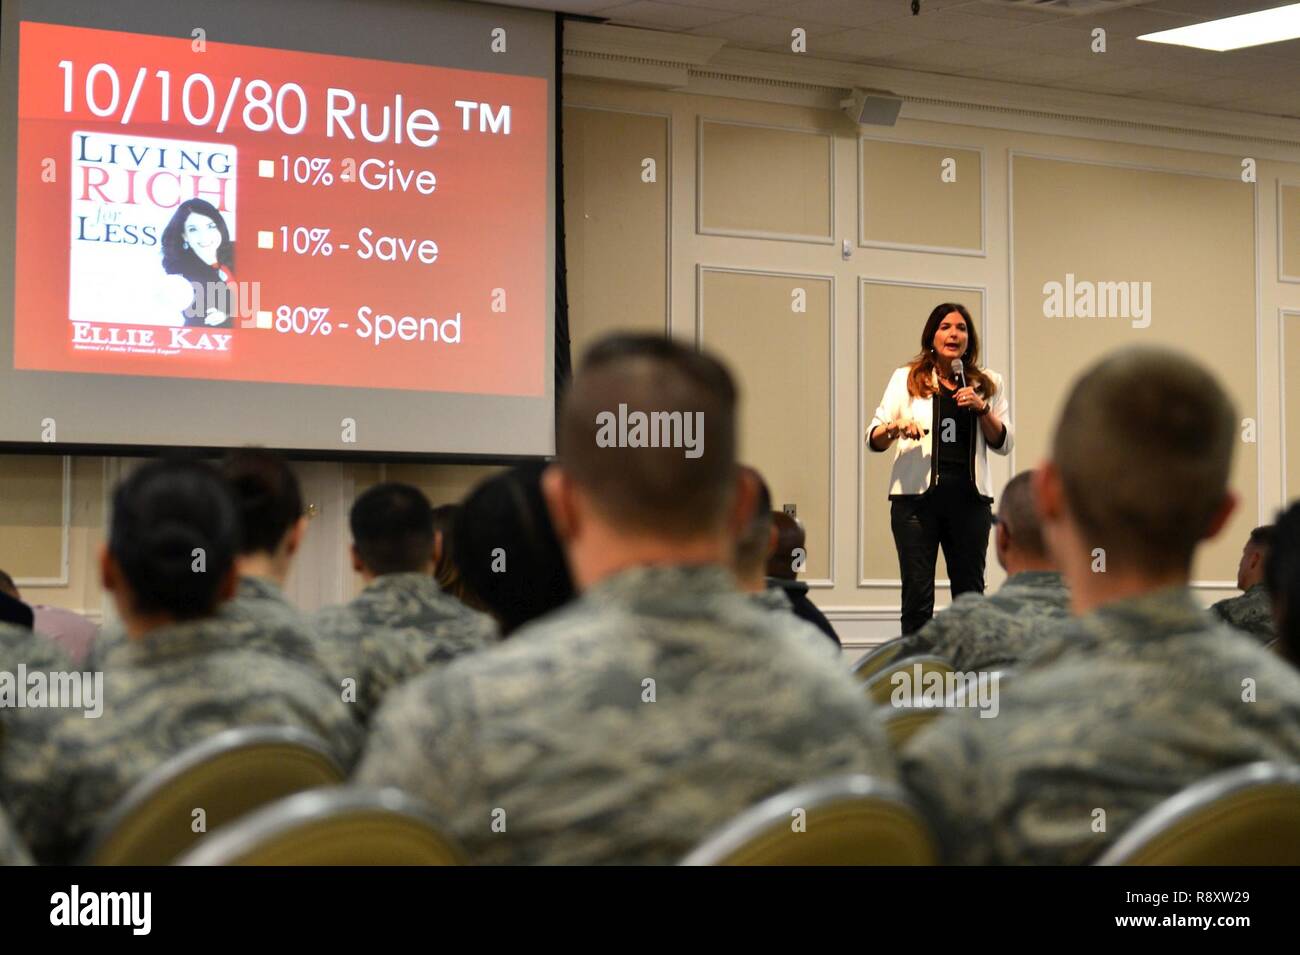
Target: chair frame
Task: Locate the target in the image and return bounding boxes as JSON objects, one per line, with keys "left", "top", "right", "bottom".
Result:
{"left": 850, "top": 638, "right": 906, "bottom": 680}
{"left": 177, "top": 786, "right": 466, "bottom": 865}
{"left": 678, "top": 773, "right": 929, "bottom": 866}
{"left": 1095, "top": 761, "right": 1300, "bottom": 865}
{"left": 78, "top": 725, "right": 343, "bottom": 865}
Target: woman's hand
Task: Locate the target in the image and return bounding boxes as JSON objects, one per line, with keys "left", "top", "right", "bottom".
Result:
{"left": 954, "top": 386, "right": 986, "bottom": 414}
{"left": 897, "top": 417, "right": 924, "bottom": 440}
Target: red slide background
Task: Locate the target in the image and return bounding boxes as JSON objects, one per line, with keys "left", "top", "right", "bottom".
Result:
{"left": 13, "top": 21, "right": 548, "bottom": 396}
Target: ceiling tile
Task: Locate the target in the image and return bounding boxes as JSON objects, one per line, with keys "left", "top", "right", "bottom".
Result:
{"left": 654, "top": 0, "right": 790, "bottom": 13}
{"left": 471, "top": 0, "right": 638, "bottom": 13}
{"left": 686, "top": 13, "right": 850, "bottom": 49}
{"left": 805, "top": 27, "right": 945, "bottom": 60}
{"left": 1145, "top": 0, "right": 1282, "bottom": 15}
{"left": 969, "top": 52, "right": 1104, "bottom": 83}
{"left": 595, "top": 1, "right": 740, "bottom": 30}
{"left": 777, "top": 0, "right": 920, "bottom": 29}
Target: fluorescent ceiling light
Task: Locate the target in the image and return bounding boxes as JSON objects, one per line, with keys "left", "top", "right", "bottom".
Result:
{"left": 1139, "top": 3, "right": 1300, "bottom": 51}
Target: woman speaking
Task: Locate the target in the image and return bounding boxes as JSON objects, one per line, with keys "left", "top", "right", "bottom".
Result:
{"left": 866, "top": 303, "right": 1013, "bottom": 634}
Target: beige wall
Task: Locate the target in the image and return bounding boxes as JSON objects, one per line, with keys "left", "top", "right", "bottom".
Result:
{"left": 1011, "top": 155, "right": 1257, "bottom": 585}
{"left": 5, "top": 65, "right": 1300, "bottom": 648}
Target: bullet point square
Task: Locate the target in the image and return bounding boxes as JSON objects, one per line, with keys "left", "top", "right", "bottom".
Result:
{"left": 258, "top": 159, "right": 275, "bottom": 178}
{"left": 255, "top": 310, "right": 272, "bottom": 329}
{"left": 257, "top": 230, "right": 274, "bottom": 249}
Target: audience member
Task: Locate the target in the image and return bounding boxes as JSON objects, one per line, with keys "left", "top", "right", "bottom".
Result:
{"left": 0, "top": 584, "right": 33, "bottom": 630}
{"left": 214, "top": 449, "right": 332, "bottom": 679}
{"left": 429, "top": 503, "right": 486, "bottom": 611}
{"left": 1, "top": 570, "right": 98, "bottom": 665}
{"left": 764, "top": 511, "right": 840, "bottom": 646}
{"left": 0, "top": 804, "right": 31, "bottom": 866}
{"left": 733, "top": 466, "right": 837, "bottom": 650}
{"left": 1264, "top": 502, "right": 1300, "bottom": 665}
{"left": 452, "top": 462, "right": 575, "bottom": 636}
{"left": 312, "top": 482, "right": 496, "bottom": 721}
{"left": 1211, "top": 525, "right": 1275, "bottom": 644}
{"left": 0, "top": 459, "right": 362, "bottom": 863}
{"left": 901, "top": 347, "right": 1300, "bottom": 864}
{"left": 356, "top": 334, "right": 893, "bottom": 864}
{"left": 888, "top": 470, "right": 1070, "bottom": 670}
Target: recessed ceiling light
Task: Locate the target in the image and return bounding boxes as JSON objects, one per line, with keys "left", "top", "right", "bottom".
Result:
{"left": 1139, "top": 3, "right": 1300, "bottom": 51}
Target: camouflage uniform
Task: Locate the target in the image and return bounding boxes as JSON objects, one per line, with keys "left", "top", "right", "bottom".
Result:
{"left": 1210, "top": 582, "right": 1274, "bottom": 645}
{"left": 356, "top": 564, "right": 896, "bottom": 865}
{"left": 901, "top": 586, "right": 1300, "bottom": 865}
{"left": 891, "top": 570, "right": 1072, "bottom": 671}
{"left": 0, "top": 614, "right": 363, "bottom": 863}
{"left": 87, "top": 577, "right": 334, "bottom": 684}
{"left": 0, "top": 804, "right": 31, "bottom": 865}
{"left": 746, "top": 586, "right": 840, "bottom": 659}
{"left": 1, "top": 621, "right": 71, "bottom": 677}
{"left": 311, "top": 573, "right": 497, "bottom": 723}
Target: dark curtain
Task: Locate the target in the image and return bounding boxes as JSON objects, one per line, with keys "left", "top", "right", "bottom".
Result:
{"left": 552, "top": 14, "right": 572, "bottom": 444}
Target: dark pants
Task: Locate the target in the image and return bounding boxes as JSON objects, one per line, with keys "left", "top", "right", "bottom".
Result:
{"left": 890, "top": 481, "right": 993, "bottom": 634}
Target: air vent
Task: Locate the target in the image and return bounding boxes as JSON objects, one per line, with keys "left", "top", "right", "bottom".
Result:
{"left": 981, "top": 0, "right": 1153, "bottom": 14}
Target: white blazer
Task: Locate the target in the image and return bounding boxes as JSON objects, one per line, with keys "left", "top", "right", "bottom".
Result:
{"left": 867, "top": 365, "right": 1013, "bottom": 498}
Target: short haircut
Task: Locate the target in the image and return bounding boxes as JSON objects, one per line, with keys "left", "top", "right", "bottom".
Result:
{"left": 558, "top": 334, "right": 739, "bottom": 537}
{"left": 735, "top": 466, "right": 774, "bottom": 574}
{"left": 1248, "top": 525, "right": 1275, "bottom": 551}
{"left": 453, "top": 462, "right": 574, "bottom": 635}
{"left": 350, "top": 482, "right": 435, "bottom": 576}
{"left": 1051, "top": 347, "right": 1236, "bottom": 575}
{"left": 766, "top": 511, "right": 805, "bottom": 580}
{"left": 221, "top": 448, "right": 302, "bottom": 556}
{"left": 109, "top": 459, "right": 239, "bottom": 619}
{"left": 997, "top": 470, "right": 1048, "bottom": 559}
{"left": 0, "top": 569, "right": 17, "bottom": 599}
{"left": 1264, "top": 503, "right": 1300, "bottom": 666}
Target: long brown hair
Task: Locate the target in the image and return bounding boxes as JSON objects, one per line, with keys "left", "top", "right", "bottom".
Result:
{"left": 906, "top": 303, "right": 997, "bottom": 400}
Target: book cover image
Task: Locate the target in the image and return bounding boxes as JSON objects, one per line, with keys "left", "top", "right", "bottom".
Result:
{"left": 69, "top": 130, "right": 239, "bottom": 356}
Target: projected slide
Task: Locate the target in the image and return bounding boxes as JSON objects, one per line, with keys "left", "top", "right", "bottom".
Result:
{"left": 13, "top": 20, "right": 548, "bottom": 396}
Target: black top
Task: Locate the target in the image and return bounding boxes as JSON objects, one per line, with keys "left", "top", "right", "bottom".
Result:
{"left": 766, "top": 578, "right": 841, "bottom": 648}
{"left": 935, "top": 380, "right": 975, "bottom": 485}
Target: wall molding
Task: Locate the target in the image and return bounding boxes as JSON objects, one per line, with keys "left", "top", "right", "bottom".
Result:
{"left": 857, "top": 275, "right": 989, "bottom": 590}
{"left": 12, "top": 455, "right": 72, "bottom": 588}
{"left": 1282, "top": 309, "right": 1298, "bottom": 503}
{"left": 857, "top": 133, "right": 986, "bottom": 258}
{"left": 1277, "top": 180, "right": 1300, "bottom": 286}
{"left": 1003, "top": 150, "right": 1258, "bottom": 587}
{"left": 564, "top": 103, "right": 674, "bottom": 338}
{"left": 696, "top": 263, "right": 836, "bottom": 588}
{"left": 696, "top": 116, "right": 835, "bottom": 245}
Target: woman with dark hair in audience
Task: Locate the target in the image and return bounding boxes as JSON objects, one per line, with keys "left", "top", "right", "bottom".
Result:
{"left": 430, "top": 503, "right": 487, "bottom": 612}
{"left": 1264, "top": 500, "right": 1300, "bottom": 667}
{"left": 453, "top": 462, "right": 575, "bottom": 636}
{"left": 0, "top": 459, "right": 360, "bottom": 863}
{"left": 218, "top": 448, "right": 331, "bottom": 678}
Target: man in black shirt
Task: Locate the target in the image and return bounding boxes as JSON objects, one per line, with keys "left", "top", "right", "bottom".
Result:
{"left": 765, "top": 510, "right": 841, "bottom": 647}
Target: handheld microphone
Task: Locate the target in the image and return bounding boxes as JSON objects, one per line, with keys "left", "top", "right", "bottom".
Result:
{"left": 951, "top": 357, "right": 966, "bottom": 389}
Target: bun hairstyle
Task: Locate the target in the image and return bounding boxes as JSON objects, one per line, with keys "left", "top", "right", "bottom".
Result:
{"left": 109, "top": 459, "right": 239, "bottom": 620}
{"left": 221, "top": 448, "right": 303, "bottom": 555}
{"left": 453, "top": 461, "right": 574, "bottom": 636}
